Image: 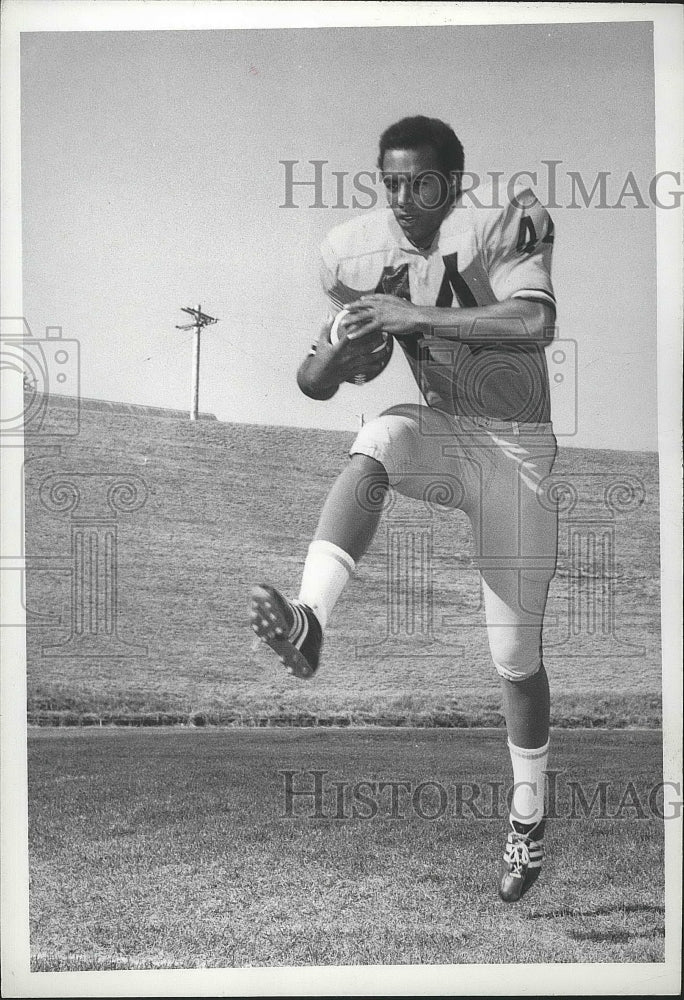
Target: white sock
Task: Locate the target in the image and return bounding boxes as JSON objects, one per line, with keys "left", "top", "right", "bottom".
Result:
{"left": 508, "top": 738, "right": 549, "bottom": 827}
{"left": 298, "top": 539, "right": 355, "bottom": 631}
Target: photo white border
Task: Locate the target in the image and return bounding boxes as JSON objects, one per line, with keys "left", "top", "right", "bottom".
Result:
{"left": 1, "top": 2, "right": 682, "bottom": 996}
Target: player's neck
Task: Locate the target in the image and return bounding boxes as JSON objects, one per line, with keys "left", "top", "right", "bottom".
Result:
{"left": 405, "top": 197, "right": 458, "bottom": 253}
{"left": 407, "top": 232, "right": 437, "bottom": 253}
{"left": 406, "top": 219, "right": 442, "bottom": 253}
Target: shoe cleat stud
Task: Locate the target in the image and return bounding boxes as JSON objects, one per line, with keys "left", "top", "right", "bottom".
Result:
{"left": 249, "top": 585, "right": 323, "bottom": 680}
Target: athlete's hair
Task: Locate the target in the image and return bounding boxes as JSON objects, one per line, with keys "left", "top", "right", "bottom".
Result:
{"left": 377, "top": 116, "right": 465, "bottom": 177}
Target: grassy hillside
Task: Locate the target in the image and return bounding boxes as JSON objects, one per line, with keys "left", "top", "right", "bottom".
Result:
{"left": 24, "top": 398, "right": 662, "bottom": 726}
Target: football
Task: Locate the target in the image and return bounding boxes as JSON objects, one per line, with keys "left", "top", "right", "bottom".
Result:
{"left": 328, "top": 308, "right": 394, "bottom": 385}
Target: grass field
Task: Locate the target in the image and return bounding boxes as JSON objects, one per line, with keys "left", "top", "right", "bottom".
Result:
{"left": 28, "top": 726, "right": 665, "bottom": 970}
{"left": 24, "top": 400, "right": 662, "bottom": 728}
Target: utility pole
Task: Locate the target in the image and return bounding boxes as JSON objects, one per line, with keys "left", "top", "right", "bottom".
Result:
{"left": 175, "top": 304, "right": 219, "bottom": 420}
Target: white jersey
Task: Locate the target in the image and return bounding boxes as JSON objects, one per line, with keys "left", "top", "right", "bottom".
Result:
{"left": 319, "top": 187, "right": 556, "bottom": 422}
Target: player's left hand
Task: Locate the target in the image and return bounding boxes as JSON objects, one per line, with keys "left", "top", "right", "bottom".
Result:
{"left": 345, "top": 294, "right": 423, "bottom": 339}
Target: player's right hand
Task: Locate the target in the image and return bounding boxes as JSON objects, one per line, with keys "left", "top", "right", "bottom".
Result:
{"left": 306, "top": 319, "right": 386, "bottom": 391}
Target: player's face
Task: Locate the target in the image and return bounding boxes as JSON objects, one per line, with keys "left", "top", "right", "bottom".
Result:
{"left": 381, "top": 145, "right": 453, "bottom": 247}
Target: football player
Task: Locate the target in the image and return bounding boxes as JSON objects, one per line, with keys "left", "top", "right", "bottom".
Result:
{"left": 250, "top": 116, "right": 558, "bottom": 902}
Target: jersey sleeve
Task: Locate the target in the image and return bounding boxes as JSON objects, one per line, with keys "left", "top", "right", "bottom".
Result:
{"left": 482, "top": 188, "right": 556, "bottom": 312}
{"left": 319, "top": 239, "right": 342, "bottom": 318}
{"left": 308, "top": 241, "right": 339, "bottom": 356}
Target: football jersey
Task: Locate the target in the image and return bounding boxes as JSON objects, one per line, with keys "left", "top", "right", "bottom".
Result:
{"left": 318, "top": 186, "right": 556, "bottom": 422}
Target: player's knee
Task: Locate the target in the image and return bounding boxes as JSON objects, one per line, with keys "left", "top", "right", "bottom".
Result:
{"left": 489, "top": 633, "right": 542, "bottom": 682}
{"left": 352, "top": 412, "right": 411, "bottom": 450}
{"left": 349, "top": 451, "right": 388, "bottom": 477}
{"left": 350, "top": 413, "right": 416, "bottom": 478}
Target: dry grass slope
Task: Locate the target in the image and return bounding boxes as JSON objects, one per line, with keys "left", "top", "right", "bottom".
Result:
{"left": 24, "top": 400, "right": 661, "bottom": 727}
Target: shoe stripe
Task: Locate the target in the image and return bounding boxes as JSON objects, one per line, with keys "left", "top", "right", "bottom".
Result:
{"left": 289, "top": 602, "right": 309, "bottom": 649}
{"left": 506, "top": 836, "right": 544, "bottom": 848}
{"left": 504, "top": 842, "right": 544, "bottom": 862}
{"left": 289, "top": 603, "right": 303, "bottom": 644}
{"left": 504, "top": 844, "right": 544, "bottom": 856}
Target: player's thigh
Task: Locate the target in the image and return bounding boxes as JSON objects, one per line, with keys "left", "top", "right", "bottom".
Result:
{"left": 468, "top": 432, "right": 558, "bottom": 567}
{"left": 350, "top": 404, "right": 466, "bottom": 508}
{"left": 468, "top": 432, "right": 558, "bottom": 678}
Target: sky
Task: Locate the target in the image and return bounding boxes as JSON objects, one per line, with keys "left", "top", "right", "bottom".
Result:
{"left": 20, "top": 19, "right": 661, "bottom": 449}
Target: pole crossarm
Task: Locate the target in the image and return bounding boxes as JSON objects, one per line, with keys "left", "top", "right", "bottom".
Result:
{"left": 180, "top": 306, "right": 219, "bottom": 326}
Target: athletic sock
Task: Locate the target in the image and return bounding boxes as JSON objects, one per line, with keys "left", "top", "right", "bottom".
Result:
{"left": 508, "top": 738, "right": 549, "bottom": 828}
{"left": 298, "top": 539, "right": 355, "bottom": 631}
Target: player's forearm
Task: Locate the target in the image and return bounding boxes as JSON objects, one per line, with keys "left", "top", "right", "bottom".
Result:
{"left": 296, "top": 355, "right": 339, "bottom": 400}
{"left": 415, "top": 299, "right": 555, "bottom": 345}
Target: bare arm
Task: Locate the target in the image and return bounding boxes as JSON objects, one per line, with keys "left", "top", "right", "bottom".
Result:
{"left": 296, "top": 320, "right": 387, "bottom": 400}
{"left": 297, "top": 346, "right": 339, "bottom": 400}
{"left": 413, "top": 298, "right": 555, "bottom": 344}
{"left": 345, "top": 295, "right": 555, "bottom": 345}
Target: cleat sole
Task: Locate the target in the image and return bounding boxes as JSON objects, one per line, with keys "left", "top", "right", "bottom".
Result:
{"left": 249, "top": 585, "right": 316, "bottom": 680}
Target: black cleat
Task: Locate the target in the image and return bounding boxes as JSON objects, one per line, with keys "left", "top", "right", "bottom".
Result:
{"left": 499, "top": 818, "right": 545, "bottom": 903}
{"left": 249, "top": 584, "right": 323, "bottom": 679}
